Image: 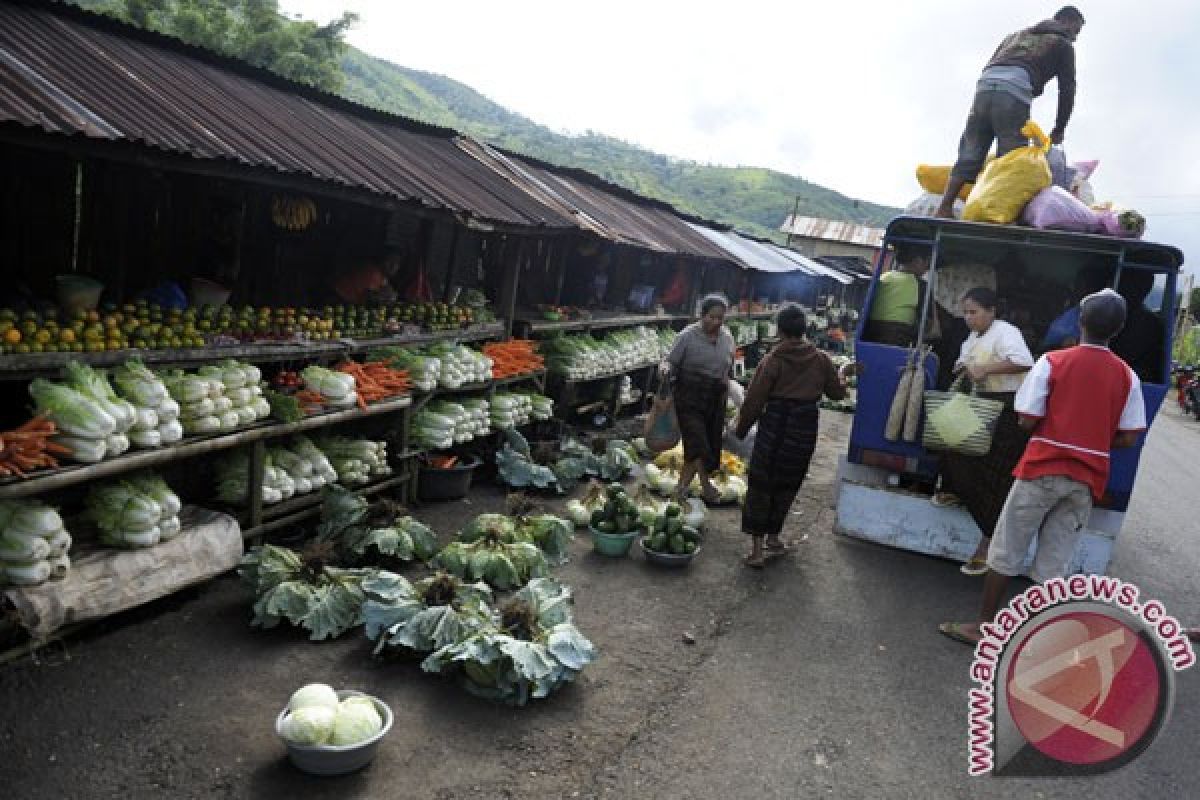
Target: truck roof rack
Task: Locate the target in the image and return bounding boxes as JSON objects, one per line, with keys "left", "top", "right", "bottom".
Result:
{"left": 883, "top": 216, "right": 1184, "bottom": 271}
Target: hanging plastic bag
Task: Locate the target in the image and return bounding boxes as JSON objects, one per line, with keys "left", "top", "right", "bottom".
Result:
{"left": 1021, "top": 186, "right": 1097, "bottom": 233}
{"left": 644, "top": 375, "right": 681, "bottom": 453}
{"left": 962, "top": 122, "right": 1053, "bottom": 225}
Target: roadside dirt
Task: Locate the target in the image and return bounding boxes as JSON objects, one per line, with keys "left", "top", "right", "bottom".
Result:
{"left": 0, "top": 412, "right": 851, "bottom": 800}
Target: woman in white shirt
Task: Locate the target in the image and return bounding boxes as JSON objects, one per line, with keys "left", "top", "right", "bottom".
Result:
{"left": 935, "top": 287, "right": 1035, "bottom": 575}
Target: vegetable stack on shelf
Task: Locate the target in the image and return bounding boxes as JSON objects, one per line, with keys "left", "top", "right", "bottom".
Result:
{"left": 482, "top": 340, "right": 544, "bottom": 378}
{"left": 0, "top": 414, "right": 70, "bottom": 478}
{"left": 427, "top": 343, "right": 492, "bottom": 389}
{"left": 86, "top": 473, "right": 184, "bottom": 549}
{"left": 0, "top": 499, "right": 71, "bottom": 586}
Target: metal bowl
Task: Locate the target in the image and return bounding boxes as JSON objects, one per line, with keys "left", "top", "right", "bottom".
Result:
{"left": 639, "top": 537, "right": 700, "bottom": 567}
{"left": 276, "top": 690, "right": 393, "bottom": 776}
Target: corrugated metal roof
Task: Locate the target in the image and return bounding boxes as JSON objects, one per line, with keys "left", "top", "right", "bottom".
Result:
{"left": 0, "top": 1, "right": 575, "bottom": 230}
{"left": 456, "top": 138, "right": 733, "bottom": 260}
{"left": 780, "top": 214, "right": 885, "bottom": 247}
{"left": 766, "top": 245, "right": 854, "bottom": 284}
{"left": 684, "top": 224, "right": 816, "bottom": 274}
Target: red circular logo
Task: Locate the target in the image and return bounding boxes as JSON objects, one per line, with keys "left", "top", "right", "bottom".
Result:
{"left": 1005, "top": 611, "right": 1164, "bottom": 766}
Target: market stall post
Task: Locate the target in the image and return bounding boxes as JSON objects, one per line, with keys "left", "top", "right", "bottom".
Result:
{"left": 247, "top": 439, "right": 266, "bottom": 542}
{"left": 498, "top": 237, "right": 525, "bottom": 339}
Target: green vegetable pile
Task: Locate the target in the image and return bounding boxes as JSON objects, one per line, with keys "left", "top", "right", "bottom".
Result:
{"left": 642, "top": 502, "right": 701, "bottom": 556}
{"left": 587, "top": 483, "right": 641, "bottom": 535}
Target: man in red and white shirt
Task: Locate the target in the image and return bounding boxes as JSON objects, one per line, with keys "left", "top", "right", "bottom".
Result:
{"left": 941, "top": 289, "right": 1145, "bottom": 645}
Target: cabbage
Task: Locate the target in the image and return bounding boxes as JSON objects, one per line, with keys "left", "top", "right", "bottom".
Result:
{"left": 166, "top": 377, "right": 208, "bottom": 404}
{"left": 251, "top": 398, "right": 272, "bottom": 418}
{"left": 129, "top": 428, "right": 162, "bottom": 449}
{"left": 213, "top": 396, "right": 234, "bottom": 414}
{"left": 105, "top": 433, "right": 131, "bottom": 457}
{"left": 46, "top": 529, "right": 72, "bottom": 558}
{"left": 281, "top": 706, "right": 336, "bottom": 746}
{"left": 63, "top": 363, "right": 135, "bottom": 433}
{"left": 48, "top": 554, "right": 69, "bottom": 580}
{"left": 107, "top": 526, "right": 161, "bottom": 548}
{"left": 9, "top": 505, "right": 64, "bottom": 537}
{"left": 29, "top": 379, "right": 117, "bottom": 439}
{"left": 289, "top": 683, "right": 340, "bottom": 713}
{"left": 159, "top": 515, "right": 182, "bottom": 541}
{"left": 127, "top": 474, "right": 182, "bottom": 517}
{"left": 219, "top": 411, "right": 240, "bottom": 432}
{"left": 564, "top": 500, "right": 591, "bottom": 526}
{"left": 182, "top": 397, "right": 215, "bottom": 418}
{"left": 157, "top": 397, "right": 181, "bottom": 423}
{"left": 158, "top": 420, "right": 184, "bottom": 444}
{"left": 132, "top": 408, "right": 159, "bottom": 432}
{"left": 111, "top": 360, "right": 167, "bottom": 408}
{"left": 226, "top": 388, "right": 254, "bottom": 407}
{"left": 235, "top": 406, "right": 257, "bottom": 426}
{"left": 3, "top": 560, "right": 52, "bottom": 586}
{"left": 302, "top": 366, "right": 355, "bottom": 399}
{"left": 243, "top": 364, "right": 262, "bottom": 384}
{"left": 0, "top": 531, "right": 52, "bottom": 563}
{"left": 87, "top": 483, "right": 162, "bottom": 532}
{"left": 183, "top": 415, "right": 221, "bottom": 435}
{"left": 329, "top": 700, "right": 383, "bottom": 746}
{"left": 221, "top": 367, "right": 247, "bottom": 390}
{"left": 53, "top": 434, "right": 107, "bottom": 464}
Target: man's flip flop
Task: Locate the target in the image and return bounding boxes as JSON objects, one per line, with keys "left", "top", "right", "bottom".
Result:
{"left": 960, "top": 558, "right": 988, "bottom": 576}
{"left": 931, "top": 493, "right": 962, "bottom": 508}
{"left": 938, "top": 622, "right": 981, "bottom": 646}
{"left": 743, "top": 555, "right": 765, "bottom": 569}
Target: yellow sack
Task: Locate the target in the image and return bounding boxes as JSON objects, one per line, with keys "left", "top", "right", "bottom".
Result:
{"left": 915, "top": 159, "right": 994, "bottom": 201}
{"left": 962, "top": 122, "right": 1053, "bottom": 225}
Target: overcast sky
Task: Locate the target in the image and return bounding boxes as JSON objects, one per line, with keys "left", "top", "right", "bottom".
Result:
{"left": 284, "top": 0, "right": 1198, "bottom": 280}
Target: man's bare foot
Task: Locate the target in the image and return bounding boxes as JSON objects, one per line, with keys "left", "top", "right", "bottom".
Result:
{"left": 939, "top": 622, "right": 982, "bottom": 646}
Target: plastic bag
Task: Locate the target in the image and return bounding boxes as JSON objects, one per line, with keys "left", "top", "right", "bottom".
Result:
{"left": 916, "top": 159, "right": 993, "bottom": 201}
{"left": 905, "top": 192, "right": 963, "bottom": 219}
{"left": 1021, "top": 186, "right": 1097, "bottom": 233}
{"left": 1046, "top": 146, "right": 1071, "bottom": 190}
{"left": 962, "top": 122, "right": 1053, "bottom": 225}
{"left": 1094, "top": 208, "right": 1146, "bottom": 239}
{"left": 644, "top": 394, "right": 680, "bottom": 453}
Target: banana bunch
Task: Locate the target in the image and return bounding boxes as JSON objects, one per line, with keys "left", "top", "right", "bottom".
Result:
{"left": 270, "top": 195, "right": 317, "bottom": 231}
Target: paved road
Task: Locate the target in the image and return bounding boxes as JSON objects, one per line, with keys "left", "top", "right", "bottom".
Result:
{"left": 599, "top": 405, "right": 1200, "bottom": 799}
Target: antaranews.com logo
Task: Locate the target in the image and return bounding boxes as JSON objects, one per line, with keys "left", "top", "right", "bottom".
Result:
{"left": 967, "top": 575, "right": 1195, "bottom": 777}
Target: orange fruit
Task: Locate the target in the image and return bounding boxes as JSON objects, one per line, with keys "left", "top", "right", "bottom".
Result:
{"left": 3, "top": 328, "right": 20, "bottom": 345}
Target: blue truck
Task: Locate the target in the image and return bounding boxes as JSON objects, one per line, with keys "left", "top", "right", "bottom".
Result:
{"left": 835, "top": 216, "right": 1185, "bottom": 575}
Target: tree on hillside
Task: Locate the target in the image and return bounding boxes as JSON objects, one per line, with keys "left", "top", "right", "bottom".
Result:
{"left": 118, "top": 0, "right": 356, "bottom": 92}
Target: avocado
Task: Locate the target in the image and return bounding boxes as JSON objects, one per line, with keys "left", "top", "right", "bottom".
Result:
{"left": 669, "top": 534, "right": 686, "bottom": 554}
{"left": 684, "top": 541, "right": 696, "bottom": 554}
{"left": 590, "top": 509, "right": 606, "bottom": 527}
{"left": 682, "top": 526, "right": 700, "bottom": 543}
{"left": 667, "top": 517, "right": 684, "bottom": 536}
{"left": 664, "top": 502, "right": 682, "bottom": 518}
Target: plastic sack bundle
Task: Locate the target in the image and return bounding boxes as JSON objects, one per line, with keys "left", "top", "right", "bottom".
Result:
{"left": 1021, "top": 186, "right": 1097, "bottom": 233}
{"left": 905, "top": 192, "right": 963, "bottom": 219}
{"left": 916, "top": 158, "right": 994, "bottom": 202}
{"left": 962, "top": 122, "right": 1052, "bottom": 225}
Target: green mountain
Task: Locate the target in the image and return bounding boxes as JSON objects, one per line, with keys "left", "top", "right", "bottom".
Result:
{"left": 341, "top": 50, "right": 899, "bottom": 239}
{"left": 67, "top": 1, "right": 900, "bottom": 239}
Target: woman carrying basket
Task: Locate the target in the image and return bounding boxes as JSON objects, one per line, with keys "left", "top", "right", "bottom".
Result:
{"left": 935, "top": 287, "right": 1034, "bottom": 575}
{"left": 666, "top": 295, "right": 737, "bottom": 504}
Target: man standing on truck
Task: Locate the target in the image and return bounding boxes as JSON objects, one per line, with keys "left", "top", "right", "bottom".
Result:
{"left": 935, "top": 7, "right": 1085, "bottom": 219}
